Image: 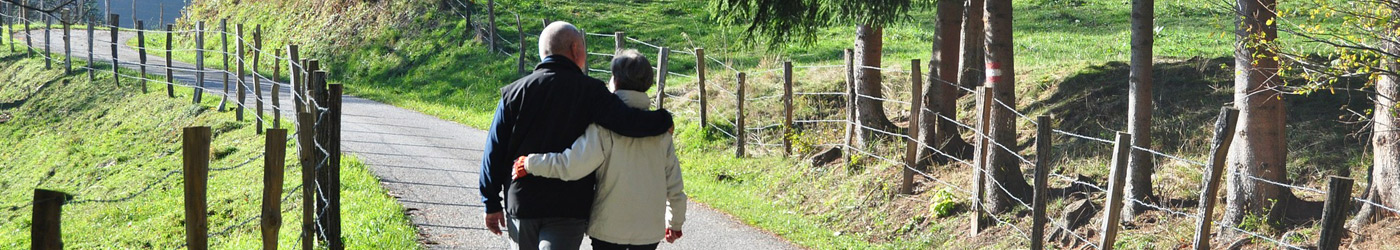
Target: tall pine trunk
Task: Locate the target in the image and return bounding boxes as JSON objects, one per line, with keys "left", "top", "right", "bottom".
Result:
{"left": 854, "top": 24, "right": 897, "bottom": 146}
{"left": 919, "top": 0, "right": 973, "bottom": 168}
{"left": 1124, "top": 0, "right": 1156, "bottom": 219}
{"left": 957, "top": 0, "right": 986, "bottom": 93}
{"left": 1353, "top": 11, "right": 1400, "bottom": 226}
{"left": 983, "top": 0, "right": 1031, "bottom": 213}
{"left": 1224, "top": 0, "right": 1297, "bottom": 227}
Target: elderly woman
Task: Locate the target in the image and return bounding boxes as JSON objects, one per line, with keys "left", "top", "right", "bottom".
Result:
{"left": 512, "top": 49, "right": 687, "bottom": 250}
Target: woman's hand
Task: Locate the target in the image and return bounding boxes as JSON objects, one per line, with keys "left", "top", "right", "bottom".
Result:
{"left": 512, "top": 156, "right": 529, "bottom": 180}
{"left": 665, "top": 228, "right": 683, "bottom": 243}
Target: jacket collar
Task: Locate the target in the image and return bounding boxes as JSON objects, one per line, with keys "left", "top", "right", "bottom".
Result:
{"left": 614, "top": 90, "right": 651, "bottom": 109}
{"left": 536, "top": 55, "right": 584, "bottom": 74}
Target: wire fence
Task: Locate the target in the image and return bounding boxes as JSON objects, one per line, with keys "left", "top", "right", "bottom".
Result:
{"left": 1, "top": 9, "right": 345, "bottom": 248}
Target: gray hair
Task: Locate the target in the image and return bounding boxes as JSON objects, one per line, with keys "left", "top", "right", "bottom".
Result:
{"left": 538, "top": 22, "right": 584, "bottom": 59}
{"left": 610, "top": 49, "right": 655, "bottom": 92}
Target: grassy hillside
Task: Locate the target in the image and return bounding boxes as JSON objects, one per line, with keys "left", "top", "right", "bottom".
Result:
{"left": 0, "top": 45, "right": 416, "bottom": 248}
{"left": 164, "top": 0, "right": 1372, "bottom": 248}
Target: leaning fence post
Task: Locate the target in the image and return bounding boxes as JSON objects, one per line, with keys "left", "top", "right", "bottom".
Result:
{"left": 194, "top": 21, "right": 205, "bottom": 104}
{"left": 782, "top": 61, "right": 794, "bottom": 156}
{"left": 971, "top": 86, "right": 992, "bottom": 235}
{"left": 109, "top": 14, "right": 119, "bottom": 86}
{"left": 901, "top": 59, "right": 923, "bottom": 195}
{"left": 736, "top": 72, "right": 747, "bottom": 158}
{"left": 136, "top": 20, "right": 147, "bottom": 93}
{"left": 1191, "top": 107, "right": 1239, "bottom": 250}
{"left": 1032, "top": 115, "right": 1052, "bottom": 250}
{"left": 614, "top": 31, "right": 625, "bottom": 53}
{"left": 843, "top": 49, "right": 856, "bottom": 152}
{"left": 23, "top": 10, "right": 31, "bottom": 57}
{"left": 183, "top": 126, "right": 212, "bottom": 250}
{"left": 1318, "top": 176, "right": 1354, "bottom": 250}
{"left": 236, "top": 24, "right": 246, "bottom": 121}
{"left": 262, "top": 129, "right": 287, "bottom": 250}
{"left": 697, "top": 48, "right": 708, "bottom": 126}
{"left": 1100, "top": 132, "right": 1132, "bottom": 250}
{"left": 656, "top": 48, "right": 670, "bottom": 109}
{"left": 296, "top": 111, "right": 316, "bottom": 250}
{"left": 219, "top": 19, "right": 229, "bottom": 111}
{"left": 164, "top": 24, "right": 174, "bottom": 97}
{"left": 254, "top": 26, "right": 264, "bottom": 134}
{"left": 32, "top": 189, "right": 71, "bottom": 250}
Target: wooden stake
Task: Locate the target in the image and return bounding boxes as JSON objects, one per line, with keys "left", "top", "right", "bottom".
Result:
{"left": 88, "top": 22, "right": 95, "bottom": 81}
{"left": 971, "top": 86, "right": 992, "bottom": 235}
{"left": 516, "top": 13, "right": 525, "bottom": 75}
{"left": 63, "top": 24, "right": 70, "bottom": 74}
{"left": 736, "top": 72, "right": 747, "bottom": 158}
{"left": 1100, "top": 132, "right": 1132, "bottom": 250}
{"left": 254, "top": 26, "right": 264, "bottom": 134}
{"left": 109, "top": 14, "right": 118, "bottom": 87}
{"left": 697, "top": 48, "right": 708, "bottom": 126}
{"left": 1032, "top": 115, "right": 1052, "bottom": 250}
{"left": 183, "top": 126, "right": 212, "bottom": 250}
{"left": 165, "top": 24, "right": 173, "bottom": 97}
{"left": 219, "top": 19, "right": 229, "bottom": 111}
{"left": 236, "top": 24, "right": 246, "bottom": 121}
{"left": 843, "top": 49, "right": 855, "bottom": 152}
{"left": 136, "top": 21, "right": 146, "bottom": 93}
{"left": 296, "top": 111, "right": 316, "bottom": 250}
{"left": 901, "top": 59, "right": 923, "bottom": 195}
{"left": 656, "top": 48, "right": 670, "bottom": 109}
{"left": 487, "top": 0, "right": 496, "bottom": 52}
{"left": 32, "top": 189, "right": 71, "bottom": 250}
{"left": 1318, "top": 176, "right": 1354, "bottom": 250}
{"left": 43, "top": 14, "right": 49, "bottom": 69}
{"left": 614, "top": 31, "right": 625, "bottom": 53}
{"left": 326, "top": 81, "right": 344, "bottom": 250}
{"left": 262, "top": 129, "right": 287, "bottom": 250}
{"left": 1191, "top": 107, "right": 1239, "bottom": 250}
{"left": 782, "top": 61, "right": 794, "bottom": 156}
{"left": 194, "top": 21, "right": 205, "bottom": 104}
{"left": 288, "top": 45, "right": 302, "bottom": 114}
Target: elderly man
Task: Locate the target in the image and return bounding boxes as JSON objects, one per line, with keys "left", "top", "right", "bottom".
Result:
{"left": 479, "top": 21, "right": 673, "bottom": 250}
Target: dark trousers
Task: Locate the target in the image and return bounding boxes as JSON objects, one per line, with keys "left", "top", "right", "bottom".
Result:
{"left": 506, "top": 217, "right": 588, "bottom": 250}
{"left": 590, "top": 237, "right": 659, "bottom": 250}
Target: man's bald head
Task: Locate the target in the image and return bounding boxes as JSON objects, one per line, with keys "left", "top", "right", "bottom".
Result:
{"left": 539, "top": 21, "right": 587, "bottom": 70}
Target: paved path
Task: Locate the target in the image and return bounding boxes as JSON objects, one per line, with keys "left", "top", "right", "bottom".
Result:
{"left": 13, "top": 28, "right": 801, "bottom": 250}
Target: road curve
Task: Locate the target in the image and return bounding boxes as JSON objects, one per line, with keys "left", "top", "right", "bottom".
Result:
{"left": 10, "top": 28, "right": 801, "bottom": 250}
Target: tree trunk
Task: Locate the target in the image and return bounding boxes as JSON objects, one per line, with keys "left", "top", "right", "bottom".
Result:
{"left": 957, "top": 0, "right": 986, "bottom": 93}
{"left": 919, "top": 0, "right": 974, "bottom": 169}
{"left": 1224, "top": 0, "right": 1297, "bottom": 227}
{"left": 983, "top": 0, "right": 1031, "bottom": 213}
{"left": 1354, "top": 14, "right": 1400, "bottom": 226}
{"left": 1124, "top": 0, "right": 1156, "bottom": 219}
{"left": 855, "top": 24, "right": 897, "bottom": 146}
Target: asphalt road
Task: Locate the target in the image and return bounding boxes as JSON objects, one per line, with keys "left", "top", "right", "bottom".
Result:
{"left": 12, "top": 28, "right": 800, "bottom": 250}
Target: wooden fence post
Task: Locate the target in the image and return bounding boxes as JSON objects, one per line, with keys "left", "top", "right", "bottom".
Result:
{"left": 219, "top": 19, "right": 229, "bottom": 111}
{"left": 109, "top": 14, "right": 118, "bottom": 86}
{"left": 782, "top": 61, "right": 793, "bottom": 156}
{"left": 516, "top": 13, "right": 525, "bottom": 75}
{"left": 656, "top": 48, "right": 670, "bottom": 109}
{"left": 4, "top": 3, "right": 11, "bottom": 53}
{"left": 183, "top": 126, "right": 212, "bottom": 250}
{"left": 236, "top": 24, "right": 246, "bottom": 121}
{"left": 614, "top": 31, "right": 625, "bottom": 53}
{"left": 310, "top": 68, "right": 330, "bottom": 245}
{"left": 262, "top": 129, "right": 287, "bottom": 250}
{"left": 289, "top": 45, "right": 302, "bottom": 114}
{"left": 843, "top": 49, "right": 855, "bottom": 152}
{"left": 736, "top": 72, "right": 747, "bottom": 158}
{"left": 43, "top": 14, "right": 49, "bottom": 69}
{"left": 165, "top": 24, "right": 173, "bottom": 97}
{"left": 1032, "top": 115, "right": 1052, "bottom": 250}
{"left": 63, "top": 23, "right": 70, "bottom": 74}
{"left": 487, "top": 0, "right": 496, "bottom": 52}
{"left": 697, "top": 48, "right": 708, "bottom": 127}
{"left": 1100, "top": 132, "right": 1132, "bottom": 250}
{"left": 327, "top": 81, "right": 345, "bottom": 250}
{"left": 971, "top": 86, "right": 992, "bottom": 235}
{"left": 254, "top": 26, "right": 264, "bottom": 134}
{"left": 88, "top": 21, "right": 94, "bottom": 81}
{"left": 1318, "top": 176, "right": 1354, "bottom": 250}
{"left": 1191, "top": 107, "right": 1239, "bottom": 250}
{"left": 296, "top": 111, "right": 316, "bottom": 250}
{"left": 195, "top": 21, "right": 206, "bottom": 104}
{"left": 23, "top": 9, "right": 30, "bottom": 57}
{"left": 136, "top": 20, "right": 147, "bottom": 93}
{"left": 32, "top": 189, "right": 71, "bottom": 250}
{"left": 901, "top": 59, "right": 923, "bottom": 195}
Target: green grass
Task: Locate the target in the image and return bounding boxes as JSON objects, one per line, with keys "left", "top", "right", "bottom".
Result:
{"left": 0, "top": 44, "right": 416, "bottom": 248}
{"left": 157, "top": 0, "right": 1367, "bottom": 248}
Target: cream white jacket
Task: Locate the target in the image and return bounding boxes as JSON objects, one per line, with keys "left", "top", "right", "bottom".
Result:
{"left": 523, "top": 90, "right": 687, "bottom": 245}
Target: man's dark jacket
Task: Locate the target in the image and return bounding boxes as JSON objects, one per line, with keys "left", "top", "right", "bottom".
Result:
{"left": 480, "top": 55, "right": 673, "bottom": 219}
